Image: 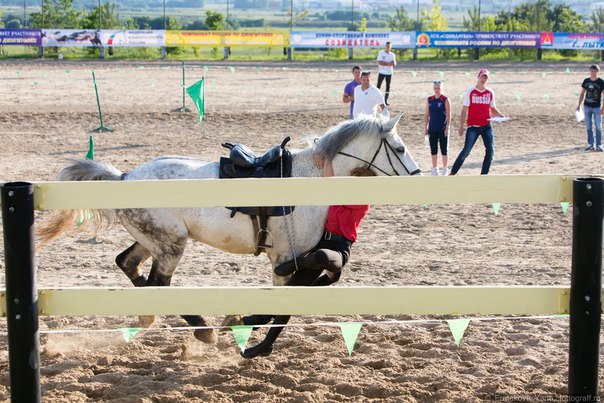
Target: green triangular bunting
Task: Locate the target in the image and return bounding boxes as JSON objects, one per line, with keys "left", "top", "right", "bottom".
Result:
{"left": 447, "top": 319, "right": 470, "bottom": 346}
{"left": 339, "top": 322, "right": 362, "bottom": 356}
{"left": 119, "top": 327, "right": 141, "bottom": 342}
{"left": 560, "top": 202, "right": 569, "bottom": 216}
{"left": 492, "top": 203, "right": 501, "bottom": 216}
{"left": 231, "top": 325, "right": 253, "bottom": 351}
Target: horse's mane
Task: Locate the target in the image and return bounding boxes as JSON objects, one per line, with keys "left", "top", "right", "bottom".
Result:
{"left": 314, "top": 115, "right": 387, "bottom": 161}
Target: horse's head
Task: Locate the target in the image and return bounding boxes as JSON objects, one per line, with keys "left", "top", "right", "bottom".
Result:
{"left": 315, "top": 113, "right": 421, "bottom": 176}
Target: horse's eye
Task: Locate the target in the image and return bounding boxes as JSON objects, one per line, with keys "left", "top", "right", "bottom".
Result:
{"left": 396, "top": 146, "right": 405, "bottom": 154}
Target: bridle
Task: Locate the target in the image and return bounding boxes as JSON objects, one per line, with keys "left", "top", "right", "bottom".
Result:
{"left": 337, "top": 138, "right": 422, "bottom": 176}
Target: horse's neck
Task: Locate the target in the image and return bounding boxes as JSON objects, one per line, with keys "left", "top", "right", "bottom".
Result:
{"left": 292, "top": 146, "right": 363, "bottom": 178}
{"left": 291, "top": 148, "right": 322, "bottom": 177}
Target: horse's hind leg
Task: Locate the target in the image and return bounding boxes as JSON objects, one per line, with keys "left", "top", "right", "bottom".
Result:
{"left": 145, "top": 240, "right": 217, "bottom": 344}
{"left": 116, "top": 242, "right": 152, "bottom": 287}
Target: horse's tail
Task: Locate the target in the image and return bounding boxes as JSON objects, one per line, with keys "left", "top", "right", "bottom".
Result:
{"left": 37, "top": 159, "right": 124, "bottom": 245}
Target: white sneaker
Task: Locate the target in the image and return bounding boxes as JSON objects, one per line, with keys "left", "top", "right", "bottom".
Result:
{"left": 430, "top": 167, "right": 439, "bottom": 176}
{"left": 440, "top": 167, "right": 449, "bottom": 176}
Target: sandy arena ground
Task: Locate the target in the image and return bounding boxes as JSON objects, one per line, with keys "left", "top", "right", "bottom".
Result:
{"left": 0, "top": 58, "right": 603, "bottom": 402}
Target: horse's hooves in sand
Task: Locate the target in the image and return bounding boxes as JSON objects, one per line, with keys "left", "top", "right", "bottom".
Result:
{"left": 241, "top": 343, "right": 274, "bottom": 359}
{"left": 138, "top": 315, "right": 155, "bottom": 328}
{"left": 220, "top": 315, "right": 244, "bottom": 330}
{"left": 194, "top": 328, "right": 218, "bottom": 344}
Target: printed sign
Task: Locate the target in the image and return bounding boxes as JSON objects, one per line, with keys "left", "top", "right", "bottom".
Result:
{"left": 546, "top": 32, "right": 604, "bottom": 50}
{"left": 0, "top": 29, "right": 42, "bottom": 46}
{"left": 291, "top": 31, "right": 415, "bottom": 49}
{"left": 166, "top": 31, "right": 287, "bottom": 46}
{"left": 42, "top": 29, "right": 102, "bottom": 47}
{"left": 416, "top": 32, "right": 540, "bottom": 48}
{"left": 101, "top": 30, "right": 165, "bottom": 47}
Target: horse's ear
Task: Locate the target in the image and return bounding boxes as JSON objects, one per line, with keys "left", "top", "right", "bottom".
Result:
{"left": 382, "top": 112, "right": 403, "bottom": 132}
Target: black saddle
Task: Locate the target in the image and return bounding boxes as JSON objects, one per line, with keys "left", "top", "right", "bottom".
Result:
{"left": 218, "top": 137, "right": 295, "bottom": 255}
{"left": 220, "top": 137, "right": 292, "bottom": 179}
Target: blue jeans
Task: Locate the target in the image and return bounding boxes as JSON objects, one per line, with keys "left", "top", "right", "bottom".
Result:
{"left": 584, "top": 106, "right": 603, "bottom": 147}
{"left": 451, "top": 125, "right": 494, "bottom": 175}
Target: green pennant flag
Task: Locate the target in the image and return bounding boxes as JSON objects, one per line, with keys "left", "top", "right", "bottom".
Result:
{"left": 439, "top": 71, "right": 445, "bottom": 79}
{"left": 85, "top": 135, "right": 94, "bottom": 160}
{"left": 119, "top": 327, "right": 141, "bottom": 342}
{"left": 565, "top": 66, "right": 571, "bottom": 74}
{"left": 492, "top": 203, "right": 501, "bottom": 216}
{"left": 514, "top": 93, "right": 522, "bottom": 102}
{"left": 411, "top": 71, "right": 417, "bottom": 77}
{"left": 447, "top": 319, "right": 470, "bottom": 346}
{"left": 339, "top": 322, "right": 362, "bottom": 356}
{"left": 231, "top": 325, "right": 253, "bottom": 351}
{"left": 560, "top": 202, "right": 569, "bottom": 216}
{"left": 229, "top": 66, "right": 236, "bottom": 73}
{"left": 186, "top": 79, "right": 205, "bottom": 123}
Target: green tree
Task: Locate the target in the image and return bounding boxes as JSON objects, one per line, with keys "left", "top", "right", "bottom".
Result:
{"left": 205, "top": 10, "right": 225, "bottom": 30}
{"left": 6, "top": 19, "right": 21, "bottom": 29}
{"left": 592, "top": 8, "right": 604, "bottom": 32}
{"left": 463, "top": 6, "right": 480, "bottom": 30}
{"left": 421, "top": 0, "right": 447, "bottom": 31}
{"left": 359, "top": 17, "right": 367, "bottom": 32}
{"left": 387, "top": 7, "right": 415, "bottom": 31}
{"left": 0, "top": 9, "right": 4, "bottom": 28}
{"left": 551, "top": 4, "right": 587, "bottom": 32}
{"left": 29, "top": 0, "right": 84, "bottom": 29}
{"left": 81, "top": 2, "right": 121, "bottom": 29}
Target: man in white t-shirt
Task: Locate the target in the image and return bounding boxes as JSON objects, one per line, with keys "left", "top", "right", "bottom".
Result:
{"left": 352, "top": 71, "right": 385, "bottom": 118}
{"left": 376, "top": 41, "right": 396, "bottom": 106}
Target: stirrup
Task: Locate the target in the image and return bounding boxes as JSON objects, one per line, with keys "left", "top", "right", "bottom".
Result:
{"left": 256, "top": 229, "right": 273, "bottom": 249}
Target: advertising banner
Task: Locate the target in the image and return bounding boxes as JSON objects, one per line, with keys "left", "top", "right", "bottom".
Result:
{"left": 101, "top": 30, "right": 165, "bottom": 47}
{"left": 166, "top": 31, "right": 286, "bottom": 46}
{"left": 42, "top": 29, "right": 102, "bottom": 47}
{"left": 544, "top": 32, "right": 604, "bottom": 50}
{"left": 0, "top": 29, "right": 42, "bottom": 46}
{"left": 416, "top": 31, "right": 540, "bottom": 48}
{"left": 291, "top": 31, "right": 415, "bottom": 49}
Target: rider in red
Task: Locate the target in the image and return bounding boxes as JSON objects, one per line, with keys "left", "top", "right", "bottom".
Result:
{"left": 274, "top": 163, "right": 374, "bottom": 277}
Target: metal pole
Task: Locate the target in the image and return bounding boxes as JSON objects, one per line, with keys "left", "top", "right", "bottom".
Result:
{"left": 288, "top": 0, "right": 292, "bottom": 60}
{"left": 98, "top": 0, "right": 105, "bottom": 59}
{"left": 568, "top": 177, "right": 603, "bottom": 400}
{"left": 23, "top": 0, "right": 27, "bottom": 28}
{"left": 413, "top": 0, "right": 419, "bottom": 60}
{"left": 474, "top": 0, "right": 481, "bottom": 60}
{"left": 2, "top": 182, "right": 40, "bottom": 403}
{"left": 162, "top": 0, "right": 166, "bottom": 59}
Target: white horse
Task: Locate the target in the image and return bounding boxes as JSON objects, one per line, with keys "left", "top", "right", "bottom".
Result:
{"left": 38, "top": 113, "right": 421, "bottom": 355}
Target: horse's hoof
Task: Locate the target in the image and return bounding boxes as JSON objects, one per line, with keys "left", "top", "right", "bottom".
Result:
{"left": 194, "top": 328, "right": 218, "bottom": 344}
{"left": 220, "top": 315, "right": 243, "bottom": 330}
{"left": 241, "top": 344, "right": 273, "bottom": 359}
{"left": 138, "top": 315, "right": 155, "bottom": 328}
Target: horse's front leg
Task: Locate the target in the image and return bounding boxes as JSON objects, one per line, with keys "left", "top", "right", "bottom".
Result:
{"left": 240, "top": 269, "right": 326, "bottom": 358}
{"left": 241, "top": 315, "right": 291, "bottom": 358}
{"left": 115, "top": 242, "right": 151, "bottom": 287}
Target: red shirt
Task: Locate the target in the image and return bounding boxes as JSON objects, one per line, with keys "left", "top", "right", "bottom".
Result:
{"left": 324, "top": 205, "right": 369, "bottom": 243}
{"left": 463, "top": 86, "right": 495, "bottom": 127}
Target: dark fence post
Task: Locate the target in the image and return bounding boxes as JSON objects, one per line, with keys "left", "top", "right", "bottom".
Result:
{"left": 568, "top": 177, "right": 603, "bottom": 400}
{"left": 1, "top": 182, "right": 40, "bottom": 402}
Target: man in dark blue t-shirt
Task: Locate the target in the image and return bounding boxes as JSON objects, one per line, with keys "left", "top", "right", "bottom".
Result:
{"left": 343, "top": 66, "right": 362, "bottom": 119}
{"left": 577, "top": 64, "right": 604, "bottom": 152}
